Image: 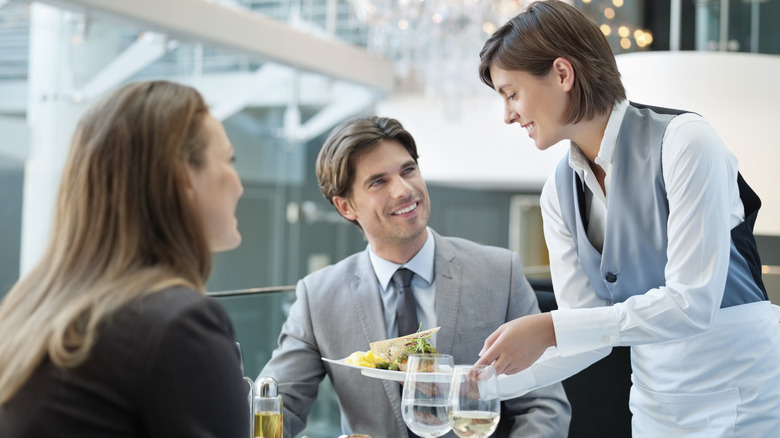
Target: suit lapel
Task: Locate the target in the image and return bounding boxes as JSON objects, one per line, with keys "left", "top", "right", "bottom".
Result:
{"left": 431, "top": 231, "right": 461, "bottom": 357}
{"left": 349, "top": 249, "right": 388, "bottom": 347}
{"left": 348, "top": 249, "right": 407, "bottom": 431}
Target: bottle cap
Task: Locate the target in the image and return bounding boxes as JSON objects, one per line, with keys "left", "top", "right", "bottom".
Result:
{"left": 256, "top": 376, "right": 278, "bottom": 397}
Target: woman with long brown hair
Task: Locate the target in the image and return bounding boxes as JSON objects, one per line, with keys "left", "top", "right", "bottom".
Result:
{"left": 0, "top": 80, "right": 247, "bottom": 436}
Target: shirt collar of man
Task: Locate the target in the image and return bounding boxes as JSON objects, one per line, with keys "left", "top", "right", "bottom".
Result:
{"left": 369, "top": 227, "right": 435, "bottom": 292}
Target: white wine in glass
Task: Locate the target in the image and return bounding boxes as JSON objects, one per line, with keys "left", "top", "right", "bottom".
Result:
{"left": 401, "top": 354, "right": 454, "bottom": 438}
{"left": 447, "top": 364, "right": 500, "bottom": 438}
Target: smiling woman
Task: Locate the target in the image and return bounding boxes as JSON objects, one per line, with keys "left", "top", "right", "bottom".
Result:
{"left": 187, "top": 114, "right": 244, "bottom": 253}
{"left": 0, "top": 80, "right": 249, "bottom": 437}
{"left": 473, "top": 2, "right": 780, "bottom": 436}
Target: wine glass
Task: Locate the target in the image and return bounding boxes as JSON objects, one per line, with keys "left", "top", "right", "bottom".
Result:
{"left": 234, "top": 342, "right": 255, "bottom": 437}
{"left": 447, "top": 364, "right": 501, "bottom": 438}
{"left": 401, "top": 354, "right": 455, "bottom": 438}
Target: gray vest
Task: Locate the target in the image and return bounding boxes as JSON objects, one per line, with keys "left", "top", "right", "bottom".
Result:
{"left": 554, "top": 102, "right": 766, "bottom": 307}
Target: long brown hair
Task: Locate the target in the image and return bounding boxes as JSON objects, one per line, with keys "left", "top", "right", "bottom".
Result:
{"left": 479, "top": 0, "right": 626, "bottom": 124}
{"left": 0, "top": 81, "right": 213, "bottom": 404}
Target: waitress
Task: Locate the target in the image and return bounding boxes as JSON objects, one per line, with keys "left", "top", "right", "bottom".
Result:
{"left": 473, "top": 1, "right": 780, "bottom": 436}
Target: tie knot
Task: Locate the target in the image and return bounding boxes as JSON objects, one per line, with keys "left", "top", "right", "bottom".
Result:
{"left": 392, "top": 268, "right": 414, "bottom": 288}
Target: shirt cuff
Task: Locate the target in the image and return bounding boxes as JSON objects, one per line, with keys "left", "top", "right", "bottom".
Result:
{"left": 497, "top": 368, "right": 537, "bottom": 400}
{"left": 552, "top": 306, "right": 620, "bottom": 356}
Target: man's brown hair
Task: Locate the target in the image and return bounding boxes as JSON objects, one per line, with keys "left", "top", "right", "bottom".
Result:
{"left": 316, "top": 116, "right": 418, "bottom": 227}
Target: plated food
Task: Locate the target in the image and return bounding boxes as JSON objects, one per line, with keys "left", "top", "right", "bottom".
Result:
{"left": 345, "top": 327, "right": 440, "bottom": 372}
{"left": 320, "top": 357, "right": 405, "bottom": 381}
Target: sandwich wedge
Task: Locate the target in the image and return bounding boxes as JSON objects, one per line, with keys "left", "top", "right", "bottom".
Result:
{"left": 369, "top": 327, "right": 440, "bottom": 371}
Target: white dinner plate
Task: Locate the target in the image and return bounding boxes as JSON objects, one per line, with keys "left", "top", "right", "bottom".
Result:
{"left": 321, "top": 357, "right": 454, "bottom": 382}
{"left": 321, "top": 357, "right": 406, "bottom": 381}
{"left": 323, "top": 355, "right": 549, "bottom": 401}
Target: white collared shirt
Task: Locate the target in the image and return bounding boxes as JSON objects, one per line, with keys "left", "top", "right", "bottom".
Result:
{"left": 497, "top": 101, "right": 755, "bottom": 400}
{"left": 368, "top": 227, "right": 437, "bottom": 339}
{"left": 540, "top": 100, "right": 745, "bottom": 356}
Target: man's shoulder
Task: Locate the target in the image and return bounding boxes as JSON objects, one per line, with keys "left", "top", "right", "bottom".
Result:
{"left": 435, "top": 233, "right": 513, "bottom": 258}
{"left": 301, "top": 250, "right": 367, "bottom": 283}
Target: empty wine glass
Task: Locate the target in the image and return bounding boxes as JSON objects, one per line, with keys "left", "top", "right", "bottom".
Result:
{"left": 401, "top": 354, "right": 454, "bottom": 438}
{"left": 447, "top": 364, "right": 501, "bottom": 438}
{"left": 235, "top": 342, "right": 255, "bottom": 437}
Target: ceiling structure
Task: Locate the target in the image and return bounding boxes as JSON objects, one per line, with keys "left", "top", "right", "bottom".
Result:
{"left": 0, "top": 0, "right": 394, "bottom": 145}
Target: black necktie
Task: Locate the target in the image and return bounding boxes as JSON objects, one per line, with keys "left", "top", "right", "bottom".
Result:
{"left": 392, "top": 268, "right": 419, "bottom": 336}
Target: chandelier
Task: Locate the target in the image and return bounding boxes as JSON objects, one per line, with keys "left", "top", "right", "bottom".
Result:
{"left": 348, "top": 0, "right": 525, "bottom": 115}
{"left": 346, "top": 1, "right": 652, "bottom": 118}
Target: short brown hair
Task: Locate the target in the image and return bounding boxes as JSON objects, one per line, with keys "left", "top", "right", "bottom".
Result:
{"left": 316, "top": 116, "right": 418, "bottom": 225}
{"left": 479, "top": 0, "right": 625, "bottom": 124}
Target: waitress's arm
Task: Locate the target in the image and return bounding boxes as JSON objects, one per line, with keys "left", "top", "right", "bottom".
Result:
{"left": 543, "top": 115, "right": 737, "bottom": 358}
{"left": 497, "top": 346, "right": 610, "bottom": 400}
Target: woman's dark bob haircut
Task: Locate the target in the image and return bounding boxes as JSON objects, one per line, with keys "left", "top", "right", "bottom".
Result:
{"left": 479, "top": 0, "right": 626, "bottom": 124}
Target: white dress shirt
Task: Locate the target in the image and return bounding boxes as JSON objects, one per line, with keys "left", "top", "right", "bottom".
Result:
{"left": 369, "top": 227, "right": 437, "bottom": 340}
{"left": 499, "top": 100, "right": 747, "bottom": 397}
{"left": 543, "top": 99, "right": 744, "bottom": 357}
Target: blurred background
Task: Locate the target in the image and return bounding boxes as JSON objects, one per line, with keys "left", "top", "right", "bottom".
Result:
{"left": 0, "top": 0, "right": 778, "bottom": 435}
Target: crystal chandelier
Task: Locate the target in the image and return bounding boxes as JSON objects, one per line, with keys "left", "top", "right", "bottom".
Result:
{"left": 349, "top": 0, "right": 525, "bottom": 113}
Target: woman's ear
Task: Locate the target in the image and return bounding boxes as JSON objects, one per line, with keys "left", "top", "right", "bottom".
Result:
{"left": 552, "top": 57, "right": 575, "bottom": 92}
{"left": 182, "top": 166, "right": 197, "bottom": 200}
{"left": 332, "top": 195, "right": 357, "bottom": 221}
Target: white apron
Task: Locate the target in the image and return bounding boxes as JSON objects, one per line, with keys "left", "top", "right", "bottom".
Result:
{"left": 630, "top": 301, "right": 780, "bottom": 437}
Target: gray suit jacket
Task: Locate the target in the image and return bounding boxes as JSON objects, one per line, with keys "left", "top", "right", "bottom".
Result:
{"left": 259, "top": 230, "right": 571, "bottom": 437}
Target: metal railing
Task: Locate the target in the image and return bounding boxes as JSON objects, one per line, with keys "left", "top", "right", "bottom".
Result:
{"left": 207, "top": 285, "right": 296, "bottom": 298}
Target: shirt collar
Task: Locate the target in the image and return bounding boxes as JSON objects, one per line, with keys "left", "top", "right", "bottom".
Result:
{"left": 568, "top": 99, "right": 628, "bottom": 176}
{"left": 369, "top": 227, "right": 435, "bottom": 291}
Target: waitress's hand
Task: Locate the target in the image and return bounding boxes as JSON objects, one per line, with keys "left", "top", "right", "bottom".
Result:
{"left": 474, "top": 313, "right": 556, "bottom": 375}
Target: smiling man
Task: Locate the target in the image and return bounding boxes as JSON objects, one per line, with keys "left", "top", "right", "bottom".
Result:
{"left": 257, "top": 116, "right": 570, "bottom": 438}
